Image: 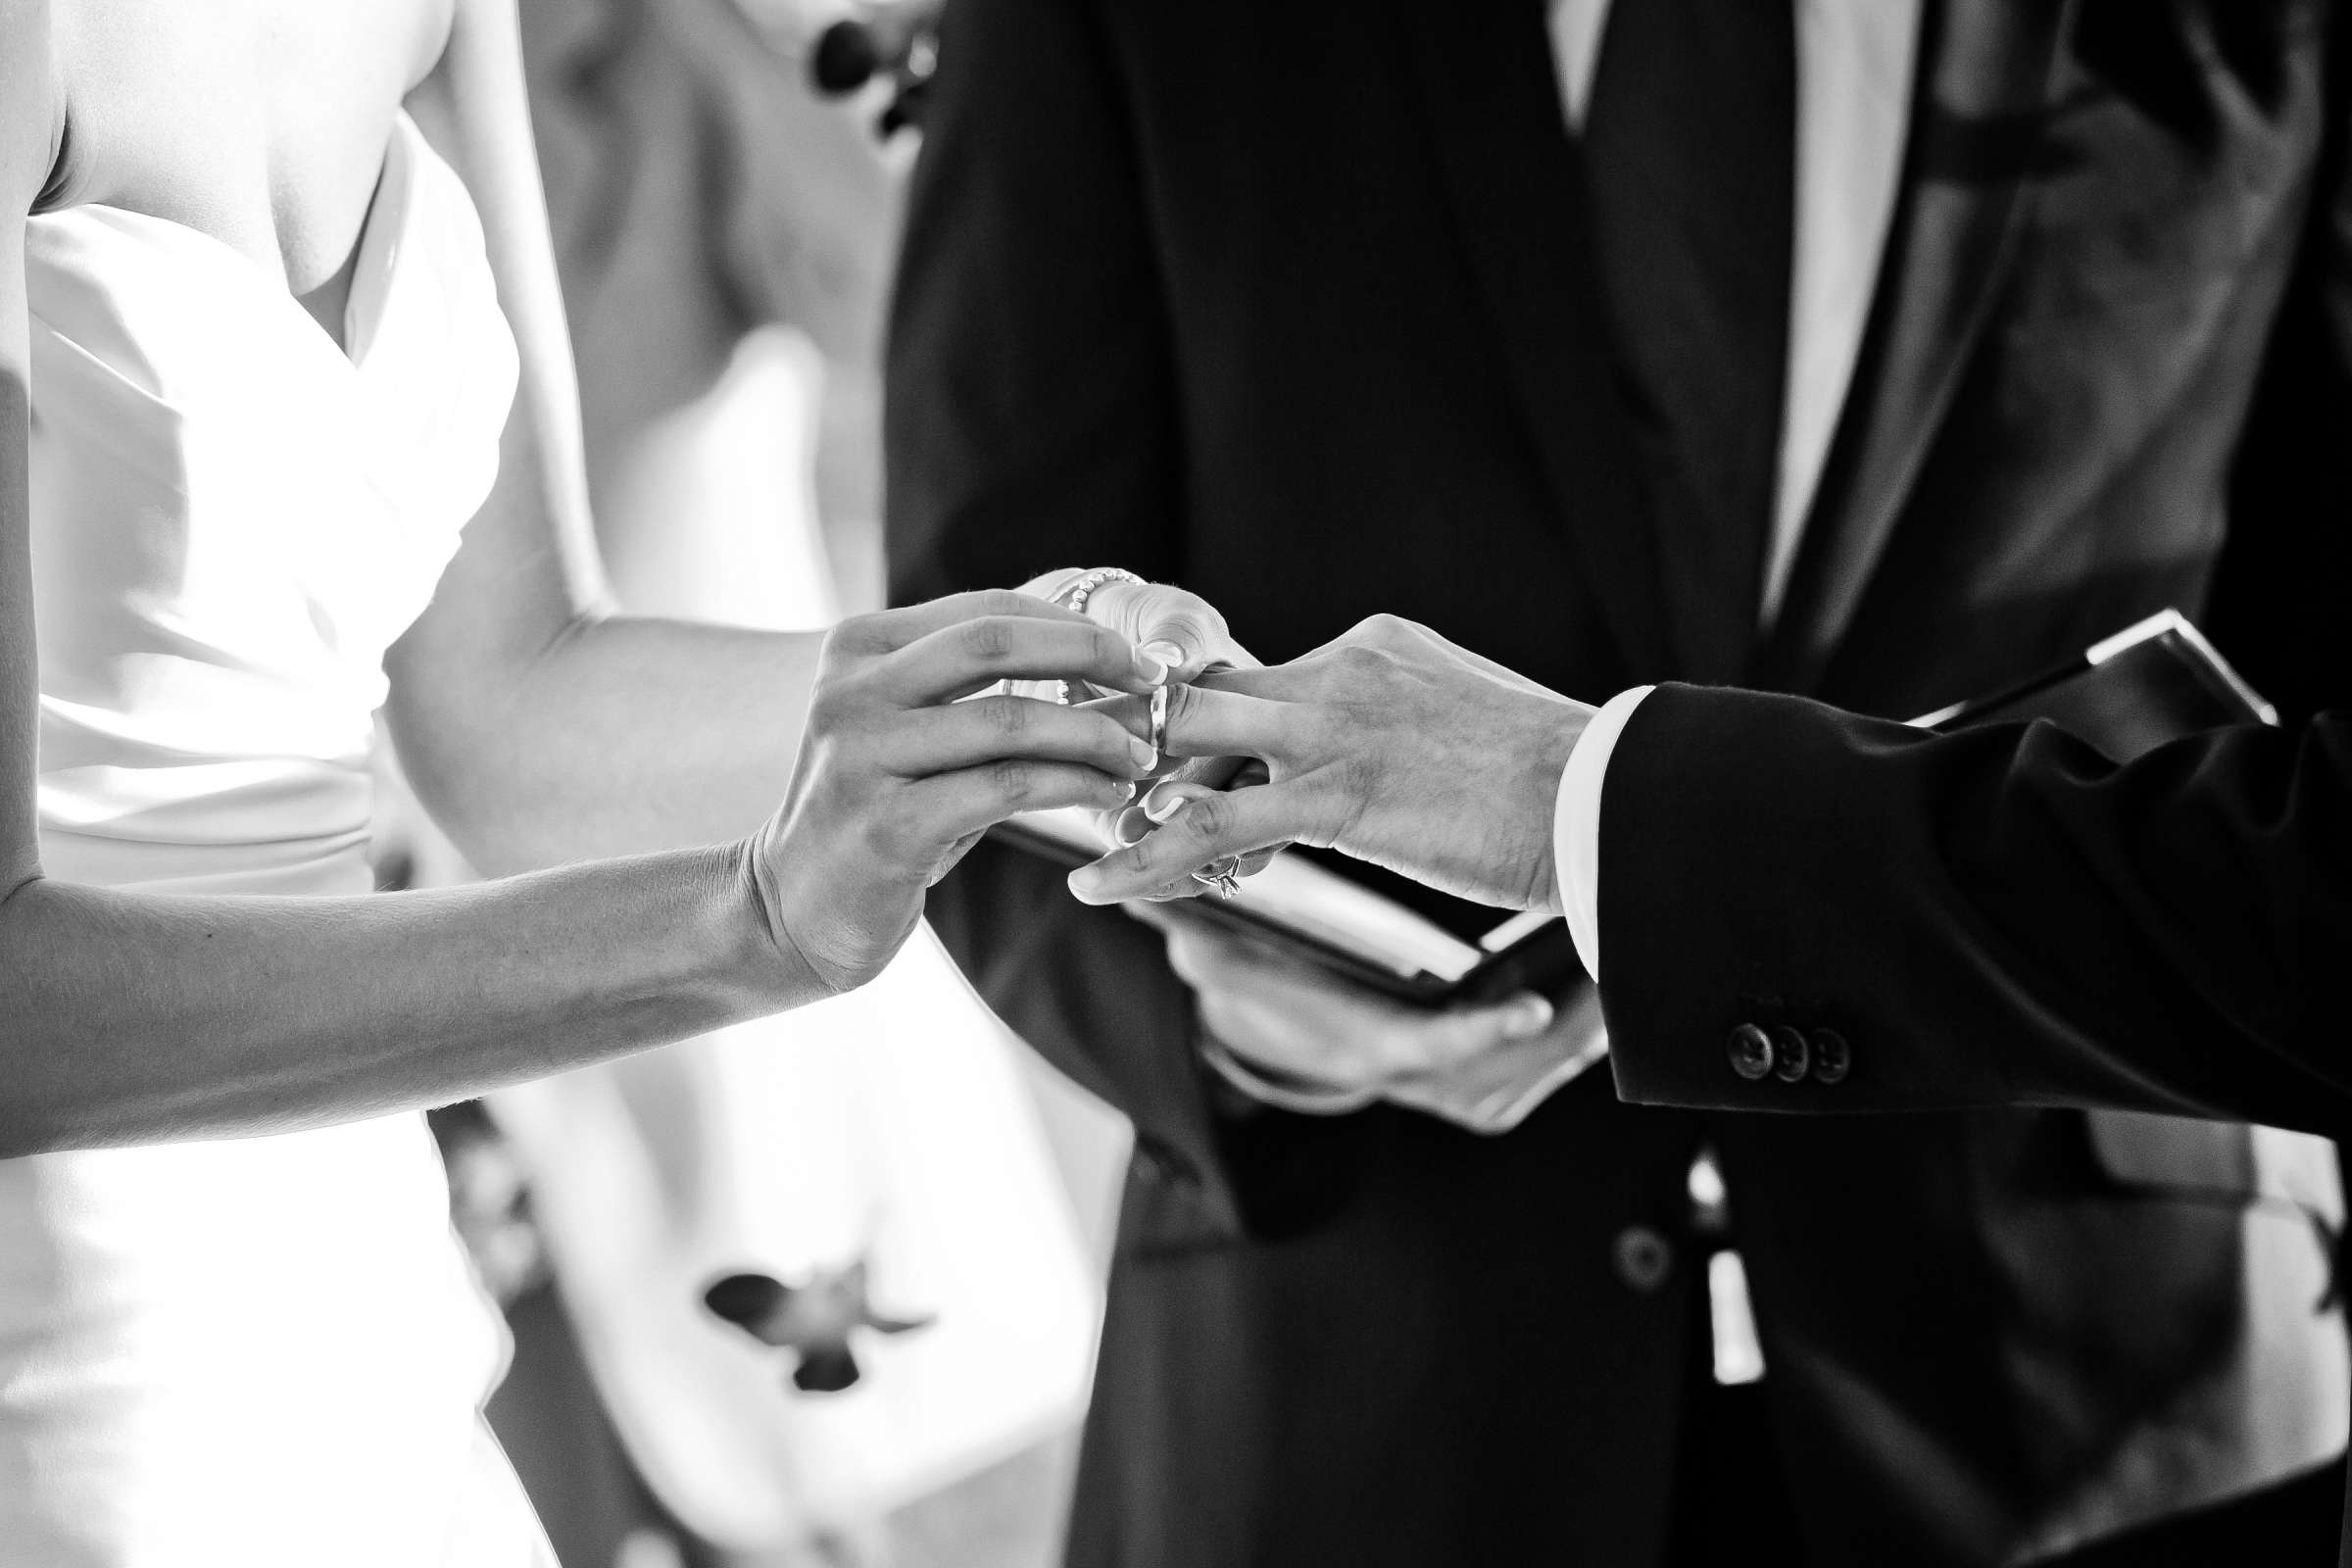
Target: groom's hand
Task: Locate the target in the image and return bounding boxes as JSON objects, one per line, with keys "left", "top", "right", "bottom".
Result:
{"left": 1068, "top": 615, "right": 1593, "bottom": 913}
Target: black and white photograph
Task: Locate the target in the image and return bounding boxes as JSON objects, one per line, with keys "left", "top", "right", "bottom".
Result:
{"left": 3, "top": 1, "right": 2351, "bottom": 1565}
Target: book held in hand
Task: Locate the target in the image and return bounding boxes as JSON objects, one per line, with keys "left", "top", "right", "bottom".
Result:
{"left": 1910, "top": 608, "right": 2276, "bottom": 759}
{"left": 992, "top": 807, "right": 1574, "bottom": 1006}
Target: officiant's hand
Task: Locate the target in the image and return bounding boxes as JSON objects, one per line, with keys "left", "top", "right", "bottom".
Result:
{"left": 1132, "top": 907, "right": 1598, "bottom": 1134}
{"left": 748, "top": 591, "right": 1167, "bottom": 994}
{"left": 1070, "top": 615, "right": 1592, "bottom": 912}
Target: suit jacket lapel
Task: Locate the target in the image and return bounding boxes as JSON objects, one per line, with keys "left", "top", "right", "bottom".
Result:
{"left": 1757, "top": 0, "right": 2075, "bottom": 696}
{"left": 1394, "top": 0, "right": 1675, "bottom": 679}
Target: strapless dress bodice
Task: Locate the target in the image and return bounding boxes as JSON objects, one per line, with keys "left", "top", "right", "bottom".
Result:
{"left": 28, "top": 112, "right": 517, "bottom": 896}
{"left": 3, "top": 116, "right": 540, "bottom": 1566}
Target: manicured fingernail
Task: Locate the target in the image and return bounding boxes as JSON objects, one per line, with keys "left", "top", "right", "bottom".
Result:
{"left": 1114, "top": 808, "right": 1152, "bottom": 847}
{"left": 1133, "top": 644, "right": 1174, "bottom": 685}
{"left": 1141, "top": 642, "right": 1187, "bottom": 683}
{"left": 1500, "top": 997, "right": 1554, "bottom": 1039}
{"left": 1144, "top": 790, "right": 1191, "bottom": 823}
{"left": 1129, "top": 736, "right": 1159, "bottom": 771}
{"left": 1112, "top": 779, "right": 1138, "bottom": 802}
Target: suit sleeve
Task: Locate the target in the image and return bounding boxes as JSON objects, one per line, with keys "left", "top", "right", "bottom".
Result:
{"left": 1598, "top": 683, "right": 2352, "bottom": 1138}
{"left": 884, "top": 0, "right": 1246, "bottom": 1234}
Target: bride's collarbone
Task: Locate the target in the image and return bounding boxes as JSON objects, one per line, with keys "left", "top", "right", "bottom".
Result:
{"left": 48, "top": 0, "right": 452, "bottom": 295}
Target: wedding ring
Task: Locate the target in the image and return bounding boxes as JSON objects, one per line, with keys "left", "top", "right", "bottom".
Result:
{"left": 1149, "top": 682, "right": 1170, "bottom": 759}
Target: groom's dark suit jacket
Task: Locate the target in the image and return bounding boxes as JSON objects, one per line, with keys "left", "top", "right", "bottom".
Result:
{"left": 1601, "top": 692, "right": 2352, "bottom": 1143}
{"left": 1598, "top": 688, "right": 2352, "bottom": 1563}
{"left": 887, "top": 2, "right": 2352, "bottom": 1563}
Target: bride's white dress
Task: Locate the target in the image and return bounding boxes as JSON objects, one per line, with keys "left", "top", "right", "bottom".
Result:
{"left": 3, "top": 115, "right": 552, "bottom": 1565}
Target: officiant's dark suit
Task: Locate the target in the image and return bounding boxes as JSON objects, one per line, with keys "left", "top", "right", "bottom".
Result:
{"left": 888, "top": 2, "right": 2352, "bottom": 1563}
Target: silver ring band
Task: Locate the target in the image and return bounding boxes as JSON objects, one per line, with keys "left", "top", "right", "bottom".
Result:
{"left": 1191, "top": 856, "right": 1243, "bottom": 899}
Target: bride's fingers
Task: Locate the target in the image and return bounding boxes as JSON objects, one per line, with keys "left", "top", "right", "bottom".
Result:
{"left": 912, "top": 760, "right": 1143, "bottom": 847}
{"left": 1099, "top": 777, "right": 1219, "bottom": 851}
{"left": 1088, "top": 750, "right": 1263, "bottom": 846}
{"left": 1074, "top": 697, "right": 1259, "bottom": 787}
{"left": 1075, "top": 692, "right": 1152, "bottom": 744}
{"left": 1069, "top": 780, "right": 1335, "bottom": 904}
{"left": 1115, "top": 780, "right": 1291, "bottom": 877}
{"left": 851, "top": 589, "right": 1093, "bottom": 653}
{"left": 887, "top": 698, "right": 1157, "bottom": 781}
{"left": 1133, "top": 778, "right": 1225, "bottom": 825}
{"left": 885, "top": 614, "right": 1168, "bottom": 705}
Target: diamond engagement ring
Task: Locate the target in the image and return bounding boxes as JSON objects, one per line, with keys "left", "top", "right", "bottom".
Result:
{"left": 1192, "top": 857, "right": 1244, "bottom": 899}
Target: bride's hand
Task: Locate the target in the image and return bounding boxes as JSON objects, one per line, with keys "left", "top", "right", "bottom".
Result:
{"left": 1014, "top": 571, "right": 1280, "bottom": 857}
{"left": 745, "top": 590, "right": 1169, "bottom": 993}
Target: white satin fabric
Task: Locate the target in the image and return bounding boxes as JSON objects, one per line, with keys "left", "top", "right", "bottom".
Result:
{"left": 5, "top": 115, "right": 550, "bottom": 1565}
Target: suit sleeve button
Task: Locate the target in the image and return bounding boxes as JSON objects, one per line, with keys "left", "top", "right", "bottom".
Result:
{"left": 1727, "top": 1023, "right": 1775, "bottom": 1081}
{"left": 1811, "top": 1029, "right": 1850, "bottom": 1085}
{"left": 1769, "top": 1026, "right": 1810, "bottom": 1083}
{"left": 1613, "top": 1225, "right": 1675, "bottom": 1293}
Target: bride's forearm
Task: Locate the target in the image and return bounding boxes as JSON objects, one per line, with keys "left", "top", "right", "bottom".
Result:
{"left": 9, "top": 585, "right": 1195, "bottom": 1158}
{"left": 0, "top": 843, "right": 809, "bottom": 1155}
{"left": 396, "top": 582, "right": 1084, "bottom": 878}
{"left": 391, "top": 616, "right": 826, "bottom": 875}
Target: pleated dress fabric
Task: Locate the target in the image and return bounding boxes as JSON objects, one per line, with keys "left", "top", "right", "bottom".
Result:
{"left": 5, "top": 114, "right": 553, "bottom": 1565}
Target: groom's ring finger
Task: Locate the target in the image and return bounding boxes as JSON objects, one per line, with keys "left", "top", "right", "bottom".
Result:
{"left": 888, "top": 616, "right": 1168, "bottom": 705}
{"left": 890, "top": 698, "right": 1157, "bottom": 780}
{"left": 1154, "top": 684, "right": 1293, "bottom": 760}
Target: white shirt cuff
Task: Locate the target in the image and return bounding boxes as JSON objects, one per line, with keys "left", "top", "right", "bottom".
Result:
{"left": 1554, "top": 686, "right": 1657, "bottom": 984}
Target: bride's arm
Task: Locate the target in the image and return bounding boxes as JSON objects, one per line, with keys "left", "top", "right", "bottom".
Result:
{"left": 0, "top": 1, "right": 1159, "bottom": 1158}
{"left": 1, "top": 0, "right": 52, "bottom": 901}
{"left": 387, "top": 0, "right": 821, "bottom": 875}
{"left": 0, "top": 12, "right": 768, "bottom": 1159}
{"left": 392, "top": 0, "right": 1241, "bottom": 874}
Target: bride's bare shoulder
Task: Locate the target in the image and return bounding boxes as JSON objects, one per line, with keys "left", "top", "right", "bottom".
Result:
{"left": 22, "top": 0, "right": 457, "bottom": 285}
{"left": 0, "top": 0, "right": 60, "bottom": 220}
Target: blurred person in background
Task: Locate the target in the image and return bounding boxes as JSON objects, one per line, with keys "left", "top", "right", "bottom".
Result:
{"left": 888, "top": 3, "right": 2352, "bottom": 1565}
{"left": 370, "top": 4, "right": 1124, "bottom": 1566}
